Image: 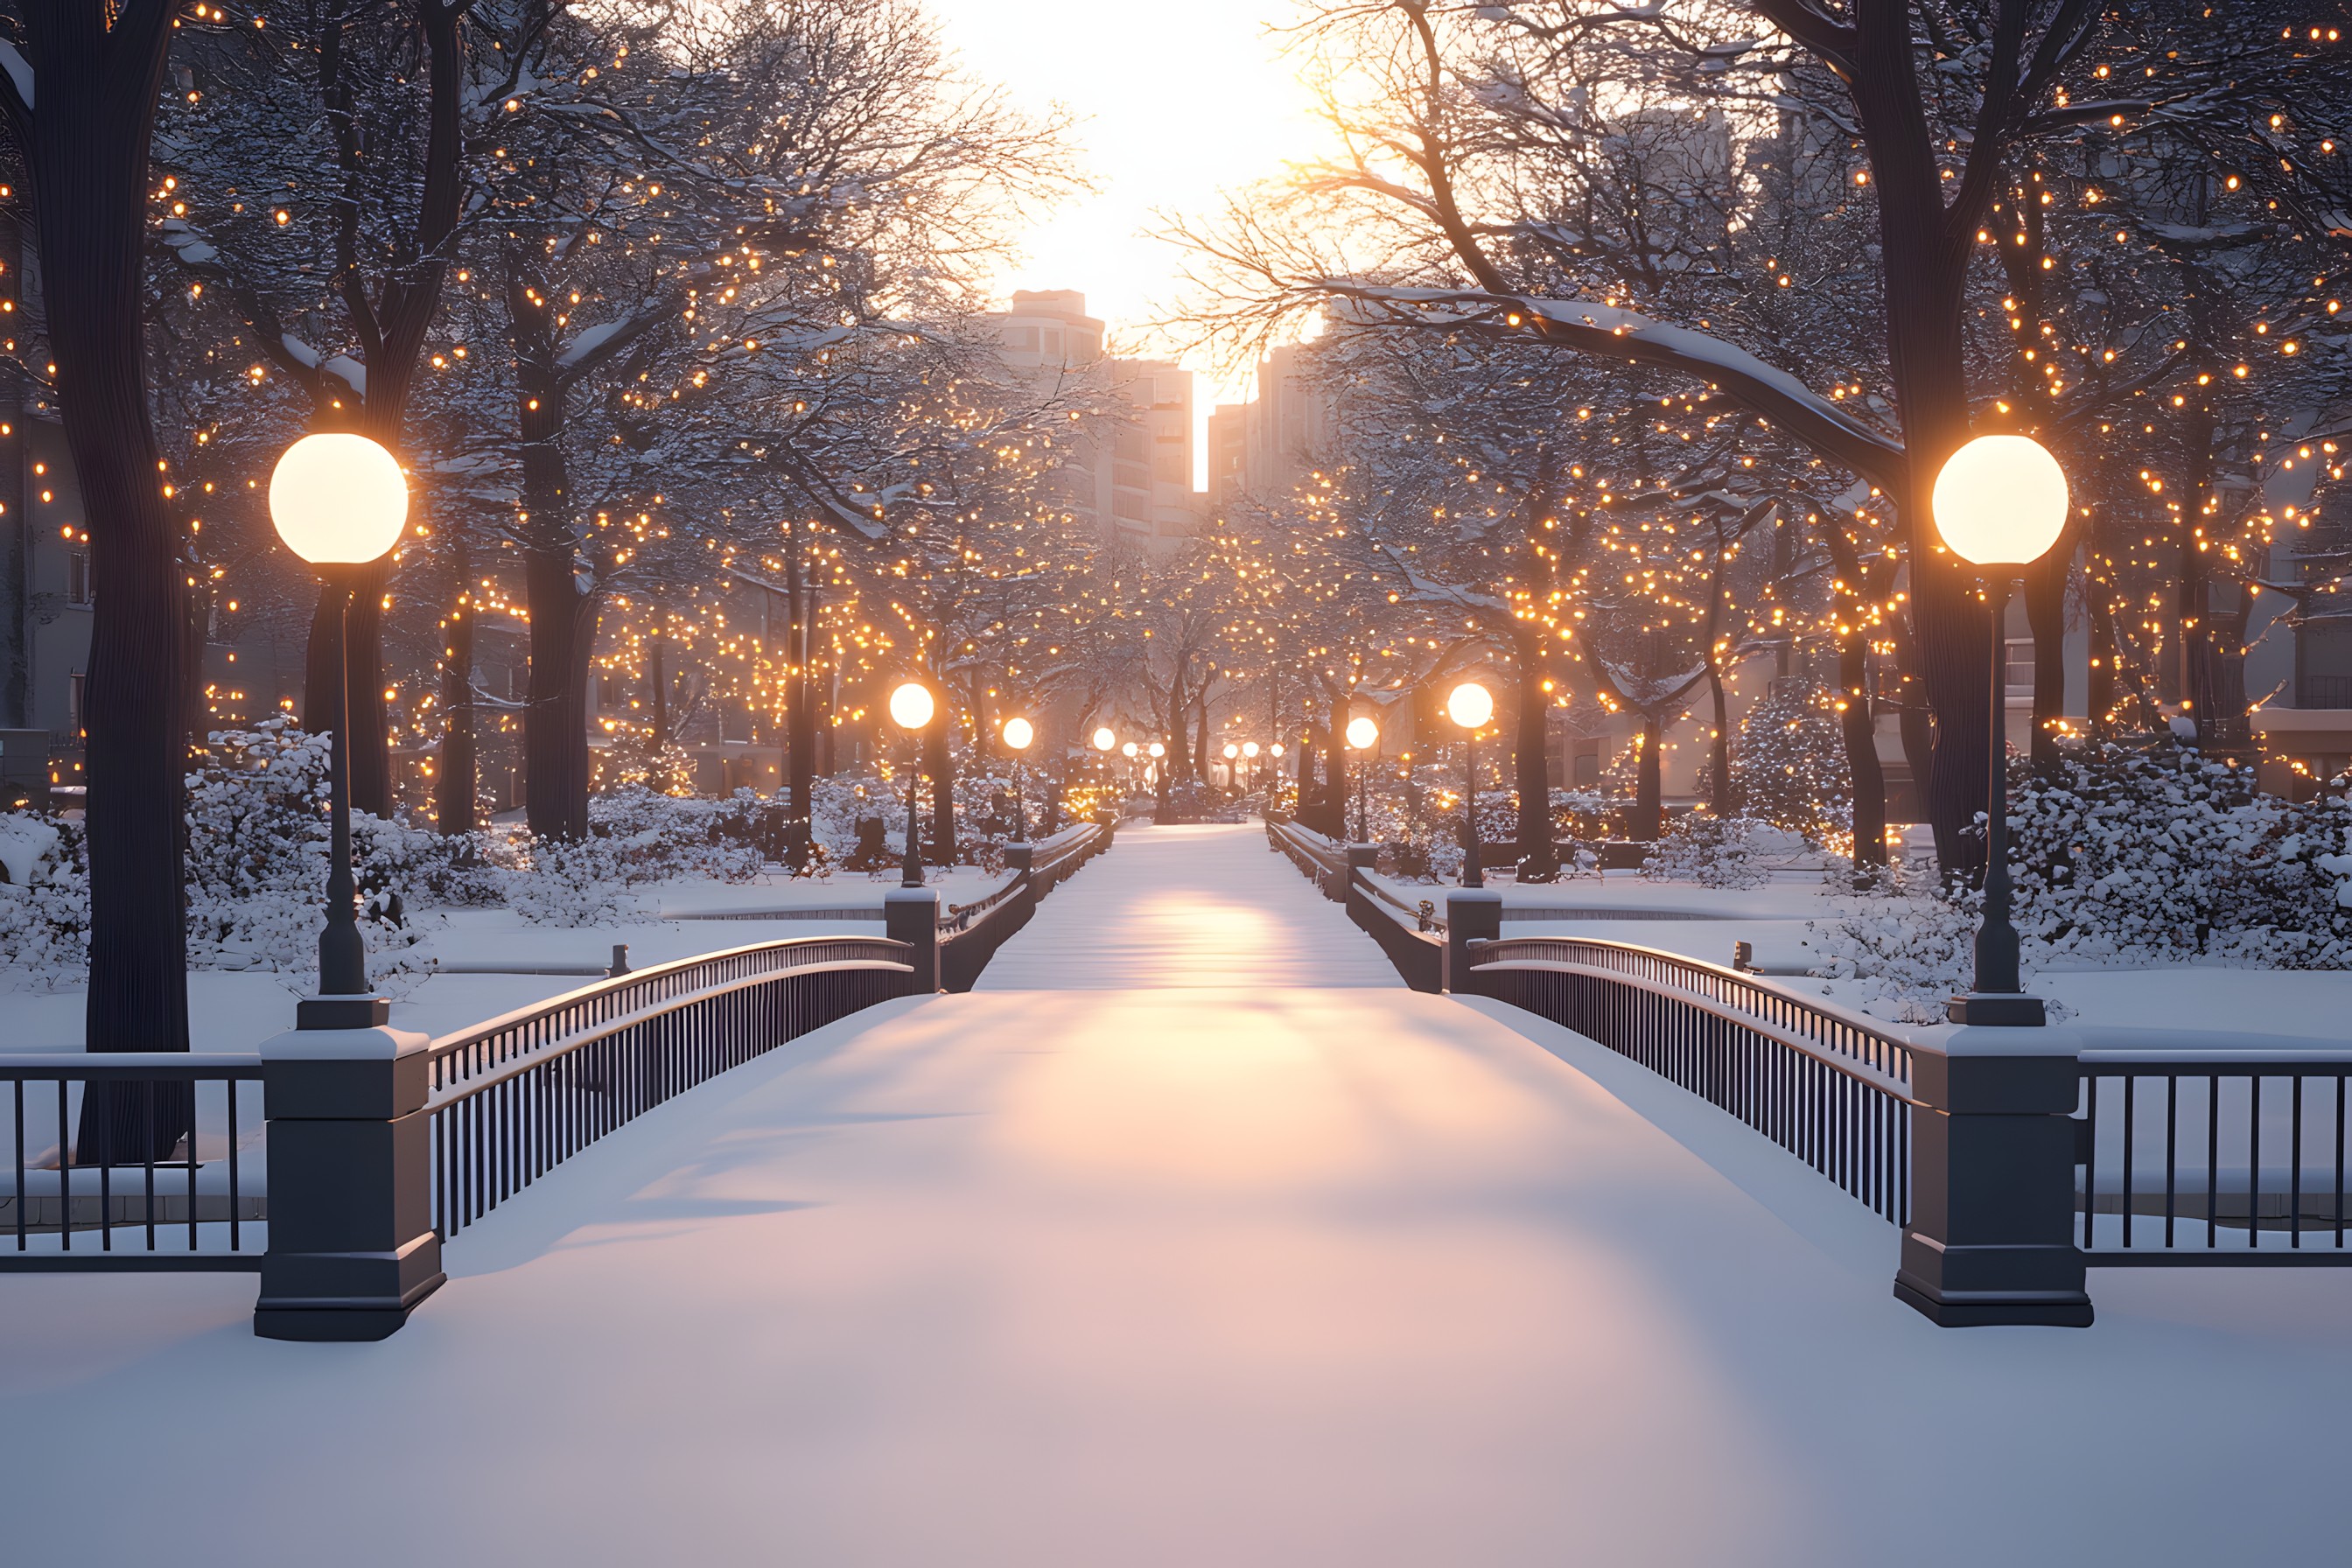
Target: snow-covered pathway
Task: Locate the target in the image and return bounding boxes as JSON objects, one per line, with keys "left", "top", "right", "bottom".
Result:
{"left": 5, "top": 823, "right": 2351, "bottom": 1564}
{"left": 980, "top": 819, "right": 1398, "bottom": 988}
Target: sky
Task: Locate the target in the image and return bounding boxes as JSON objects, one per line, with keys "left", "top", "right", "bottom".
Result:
{"left": 927, "top": 0, "right": 1340, "bottom": 486}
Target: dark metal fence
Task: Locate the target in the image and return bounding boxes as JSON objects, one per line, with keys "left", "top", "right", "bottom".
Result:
{"left": 0, "top": 1056, "right": 266, "bottom": 1270}
{"left": 1466, "top": 945, "right": 1917, "bottom": 1223}
{"left": 427, "top": 938, "right": 913, "bottom": 1240}
{"left": 1347, "top": 871, "right": 1446, "bottom": 993}
{"left": 2076, "top": 1036, "right": 2352, "bottom": 1264}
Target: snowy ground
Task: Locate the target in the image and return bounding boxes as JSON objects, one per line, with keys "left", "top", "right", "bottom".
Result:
{"left": 4, "top": 823, "right": 2349, "bottom": 1565}
{"left": 1371, "top": 865, "right": 2352, "bottom": 1044}
{"left": 0, "top": 864, "right": 1008, "bottom": 1054}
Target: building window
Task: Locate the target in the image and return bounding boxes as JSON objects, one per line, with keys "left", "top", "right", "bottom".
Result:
{"left": 1005, "top": 325, "right": 1038, "bottom": 351}
{"left": 1042, "top": 329, "right": 1063, "bottom": 359}
{"left": 2003, "top": 639, "right": 2034, "bottom": 693}
{"left": 66, "top": 550, "right": 90, "bottom": 606}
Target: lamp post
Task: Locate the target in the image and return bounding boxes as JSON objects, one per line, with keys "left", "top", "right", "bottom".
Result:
{"left": 1447, "top": 681, "right": 1494, "bottom": 889}
{"left": 888, "top": 681, "right": 935, "bottom": 887}
{"left": 1932, "top": 433, "right": 2068, "bottom": 1026}
{"left": 1344, "top": 715, "right": 1379, "bottom": 843}
{"left": 1222, "top": 741, "right": 1240, "bottom": 794}
{"left": 270, "top": 433, "right": 410, "bottom": 1029}
{"left": 1001, "top": 716, "right": 1034, "bottom": 843}
{"left": 1092, "top": 726, "right": 1116, "bottom": 818}
{"left": 1242, "top": 739, "right": 1259, "bottom": 794}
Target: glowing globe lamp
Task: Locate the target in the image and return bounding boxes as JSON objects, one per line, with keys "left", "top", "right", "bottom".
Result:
{"left": 1002, "top": 716, "right": 1034, "bottom": 752}
{"left": 1345, "top": 715, "right": 1379, "bottom": 750}
{"left": 1447, "top": 681, "right": 1494, "bottom": 731}
{"left": 1931, "top": 434, "right": 2068, "bottom": 568}
{"left": 1147, "top": 741, "right": 1165, "bottom": 759}
{"left": 270, "top": 433, "right": 408, "bottom": 566}
{"left": 887, "top": 681, "right": 935, "bottom": 732}
{"left": 1242, "top": 742, "right": 1259, "bottom": 760}
{"left": 1092, "top": 726, "right": 1116, "bottom": 752}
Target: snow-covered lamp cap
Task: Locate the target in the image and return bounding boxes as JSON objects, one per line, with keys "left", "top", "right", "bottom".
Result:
{"left": 270, "top": 433, "right": 407, "bottom": 565}
{"left": 1446, "top": 681, "right": 1494, "bottom": 730}
{"left": 1932, "top": 434, "right": 2068, "bottom": 568}
{"left": 887, "top": 681, "right": 935, "bottom": 732}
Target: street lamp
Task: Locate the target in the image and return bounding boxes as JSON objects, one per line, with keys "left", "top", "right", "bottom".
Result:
{"left": 1242, "top": 739, "right": 1260, "bottom": 793}
{"left": 888, "top": 680, "right": 935, "bottom": 887}
{"left": 1933, "top": 433, "right": 2068, "bottom": 1026}
{"left": 270, "top": 432, "right": 409, "bottom": 1028}
{"left": 1446, "top": 681, "right": 1494, "bottom": 889}
{"left": 1222, "top": 741, "right": 1240, "bottom": 794}
{"left": 1001, "top": 716, "right": 1034, "bottom": 843}
{"left": 1345, "top": 714, "right": 1380, "bottom": 843}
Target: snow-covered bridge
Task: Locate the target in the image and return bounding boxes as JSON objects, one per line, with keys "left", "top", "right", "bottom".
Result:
{"left": 5, "top": 822, "right": 2351, "bottom": 1564}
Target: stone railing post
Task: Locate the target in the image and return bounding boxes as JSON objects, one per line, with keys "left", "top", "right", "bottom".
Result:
{"left": 1446, "top": 891, "right": 1503, "bottom": 995}
{"left": 885, "top": 888, "right": 941, "bottom": 994}
{"left": 1895, "top": 1027, "right": 2091, "bottom": 1327}
{"left": 254, "top": 1025, "right": 444, "bottom": 1341}
{"left": 1004, "top": 844, "right": 1038, "bottom": 929}
{"left": 1344, "top": 844, "right": 1378, "bottom": 923}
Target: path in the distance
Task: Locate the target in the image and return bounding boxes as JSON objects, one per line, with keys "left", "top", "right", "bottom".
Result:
{"left": 977, "top": 819, "right": 1397, "bottom": 988}
{"left": 6, "top": 823, "right": 2349, "bottom": 1566}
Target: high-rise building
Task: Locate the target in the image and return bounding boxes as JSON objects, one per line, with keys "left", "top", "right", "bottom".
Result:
{"left": 1110, "top": 357, "right": 1197, "bottom": 550}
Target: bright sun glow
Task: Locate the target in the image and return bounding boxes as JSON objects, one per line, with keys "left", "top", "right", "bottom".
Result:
{"left": 931, "top": 1, "right": 1339, "bottom": 469}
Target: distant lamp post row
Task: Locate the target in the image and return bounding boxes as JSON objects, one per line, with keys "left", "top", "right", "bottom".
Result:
{"left": 270, "top": 432, "right": 410, "bottom": 1029}
{"left": 1446, "top": 681, "right": 1494, "bottom": 889}
{"left": 1343, "top": 714, "right": 1380, "bottom": 843}
{"left": 886, "top": 680, "right": 935, "bottom": 887}
{"left": 1933, "top": 432, "right": 2069, "bottom": 1027}
{"left": 1000, "top": 715, "right": 1033, "bottom": 844}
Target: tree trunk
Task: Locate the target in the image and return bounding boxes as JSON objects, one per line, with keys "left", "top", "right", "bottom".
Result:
{"left": 1839, "top": 635, "right": 1889, "bottom": 874}
{"left": 784, "top": 542, "right": 816, "bottom": 868}
{"left": 2024, "top": 542, "right": 2071, "bottom": 771}
{"left": 438, "top": 544, "right": 477, "bottom": 835}
{"left": 1633, "top": 715, "right": 1664, "bottom": 841}
{"left": 648, "top": 633, "right": 668, "bottom": 755}
{"left": 1704, "top": 664, "right": 1735, "bottom": 815}
{"left": 1512, "top": 640, "right": 1558, "bottom": 880}
{"left": 9, "top": 3, "right": 193, "bottom": 1135}
{"left": 924, "top": 714, "right": 956, "bottom": 860}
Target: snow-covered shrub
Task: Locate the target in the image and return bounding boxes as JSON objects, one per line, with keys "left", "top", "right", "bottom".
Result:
{"left": 1733, "top": 681, "right": 1852, "bottom": 848}
{"left": 504, "top": 836, "right": 647, "bottom": 926}
{"left": 1798, "top": 742, "right": 2351, "bottom": 1021}
{"left": 1641, "top": 814, "right": 1796, "bottom": 889}
{"left": 584, "top": 785, "right": 769, "bottom": 881}
{"left": 2007, "top": 741, "right": 2351, "bottom": 968}
{"left": 182, "top": 724, "right": 426, "bottom": 975}
{"left": 0, "top": 815, "right": 89, "bottom": 987}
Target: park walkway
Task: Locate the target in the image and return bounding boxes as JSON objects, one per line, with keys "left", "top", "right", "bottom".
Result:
{"left": 5, "top": 824, "right": 2351, "bottom": 1564}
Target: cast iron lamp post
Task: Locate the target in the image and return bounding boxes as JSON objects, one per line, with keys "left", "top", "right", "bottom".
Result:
{"left": 270, "top": 433, "right": 409, "bottom": 1029}
{"left": 1344, "top": 715, "right": 1379, "bottom": 843}
{"left": 1001, "top": 716, "right": 1033, "bottom": 843}
{"left": 1932, "top": 433, "right": 2068, "bottom": 1026}
{"left": 888, "top": 680, "right": 935, "bottom": 887}
{"left": 1242, "top": 739, "right": 1259, "bottom": 794}
{"left": 1447, "top": 681, "right": 1494, "bottom": 889}
{"left": 1222, "top": 741, "right": 1240, "bottom": 794}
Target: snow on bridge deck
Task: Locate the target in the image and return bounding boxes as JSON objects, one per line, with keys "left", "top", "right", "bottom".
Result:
{"left": 5, "top": 823, "right": 2350, "bottom": 1564}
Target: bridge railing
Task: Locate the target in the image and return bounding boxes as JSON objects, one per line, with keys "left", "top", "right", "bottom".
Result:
{"left": 0, "top": 1057, "right": 266, "bottom": 1270}
{"left": 425, "top": 935, "right": 916, "bottom": 1243}
{"left": 0, "top": 819, "right": 1114, "bottom": 1334}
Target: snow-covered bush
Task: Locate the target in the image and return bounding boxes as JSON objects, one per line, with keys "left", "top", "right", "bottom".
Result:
{"left": 2007, "top": 741, "right": 2351, "bottom": 968}
{"left": 585, "top": 785, "right": 771, "bottom": 881}
{"left": 182, "top": 724, "right": 427, "bottom": 976}
{"left": 1641, "top": 814, "right": 1797, "bottom": 889}
{"left": 1733, "top": 682, "right": 1852, "bottom": 848}
{"left": 503, "top": 836, "right": 648, "bottom": 926}
{"left": 1798, "top": 742, "right": 2351, "bottom": 1021}
{"left": 0, "top": 815, "right": 89, "bottom": 986}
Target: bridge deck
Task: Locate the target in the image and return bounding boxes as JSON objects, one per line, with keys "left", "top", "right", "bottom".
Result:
{"left": 5, "top": 824, "right": 2349, "bottom": 1564}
